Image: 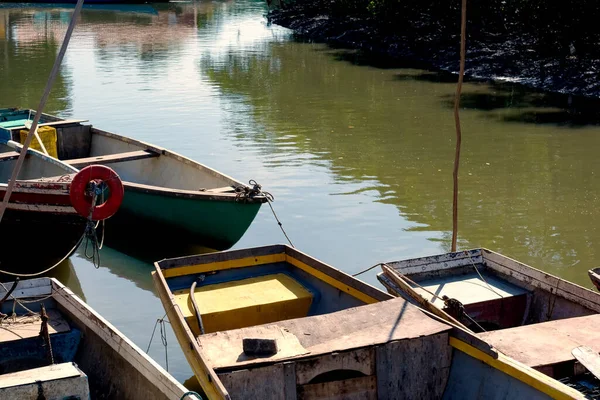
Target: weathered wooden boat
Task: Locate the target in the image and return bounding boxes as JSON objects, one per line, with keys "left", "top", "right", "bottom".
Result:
{"left": 588, "top": 267, "right": 600, "bottom": 291}
{"left": 378, "top": 248, "right": 600, "bottom": 381}
{"left": 153, "top": 244, "right": 584, "bottom": 399}
{"left": 0, "top": 277, "right": 198, "bottom": 399}
{"left": 0, "top": 141, "right": 86, "bottom": 275}
{"left": 1, "top": 108, "right": 268, "bottom": 250}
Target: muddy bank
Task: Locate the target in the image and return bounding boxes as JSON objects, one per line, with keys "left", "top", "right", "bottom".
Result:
{"left": 268, "top": 1, "right": 600, "bottom": 98}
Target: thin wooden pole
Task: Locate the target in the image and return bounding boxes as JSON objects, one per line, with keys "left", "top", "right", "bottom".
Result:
{"left": 451, "top": 0, "right": 467, "bottom": 252}
{"left": 0, "top": 0, "right": 85, "bottom": 223}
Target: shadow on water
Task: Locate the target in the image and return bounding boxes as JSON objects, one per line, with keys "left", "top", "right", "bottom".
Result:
{"left": 101, "top": 217, "right": 216, "bottom": 264}
{"left": 324, "top": 48, "right": 600, "bottom": 128}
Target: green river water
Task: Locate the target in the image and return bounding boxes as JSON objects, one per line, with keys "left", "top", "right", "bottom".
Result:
{"left": 1, "top": 0, "right": 600, "bottom": 383}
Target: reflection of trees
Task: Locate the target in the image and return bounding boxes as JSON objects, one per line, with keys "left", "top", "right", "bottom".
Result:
{"left": 202, "top": 43, "right": 600, "bottom": 284}
{"left": 0, "top": 10, "right": 71, "bottom": 114}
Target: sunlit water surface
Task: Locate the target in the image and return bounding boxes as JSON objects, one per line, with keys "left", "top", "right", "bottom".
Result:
{"left": 2, "top": 0, "right": 600, "bottom": 383}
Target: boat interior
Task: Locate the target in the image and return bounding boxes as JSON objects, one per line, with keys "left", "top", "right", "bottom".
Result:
{"left": 0, "top": 108, "right": 249, "bottom": 195}
{"left": 378, "top": 248, "right": 600, "bottom": 380}
{"left": 153, "top": 245, "right": 582, "bottom": 399}
{"left": 0, "top": 142, "right": 76, "bottom": 184}
{"left": 0, "top": 277, "right": 192, "bottom": 400}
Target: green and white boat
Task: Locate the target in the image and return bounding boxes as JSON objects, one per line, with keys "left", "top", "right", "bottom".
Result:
{"left": 0, "top": 108, "right": 268, "bottom": 250}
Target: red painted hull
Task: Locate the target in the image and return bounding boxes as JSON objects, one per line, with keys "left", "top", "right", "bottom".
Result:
{"left": 0, "top": 178, "right": 87, "bottom": 276}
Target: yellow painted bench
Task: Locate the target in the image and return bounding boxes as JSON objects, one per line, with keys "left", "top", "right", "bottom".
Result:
{"left": 173, "top": 274, "right": 313, "bottom": 336}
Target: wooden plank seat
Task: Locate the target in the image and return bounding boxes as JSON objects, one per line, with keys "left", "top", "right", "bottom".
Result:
{"left": 478, "top": 314, "right": 600, "bottom": 378}
{"left": 65, "top": 149, "right": 159, "bottom": 168}
{"left": 5, "top": 119, "right": 88, "bottom": 131}
{"left": 0, "top": 151, "right": 21, "bottom": 162}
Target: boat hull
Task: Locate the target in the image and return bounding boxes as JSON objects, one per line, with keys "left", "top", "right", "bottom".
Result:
{"left": 115, "top": 185, "right": 262, "bottom": 250}
{"left": 0, "top": 209, "right": 85, "bottom": 276}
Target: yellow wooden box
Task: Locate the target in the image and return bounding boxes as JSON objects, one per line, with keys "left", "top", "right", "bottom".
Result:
{"left": 174, "top": 274, "right": 313, "bottom": 336}
{"left": 20, "top": 126, "right": 58, "bottom": 158}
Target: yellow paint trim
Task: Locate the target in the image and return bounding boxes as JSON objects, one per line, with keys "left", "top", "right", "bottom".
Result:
{"left": 449, "top": 337, "right": 582, "bottom": 400}
{"left": 162, "top": 253, "right": 286, "bottom": 278}
{"left": 285, "top": 255, "right": 379, "bottom": 304}
{"left": 152, "top": 272, "right": 228, "bottom": 400}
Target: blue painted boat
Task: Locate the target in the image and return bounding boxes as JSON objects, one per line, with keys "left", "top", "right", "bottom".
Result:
{"left": 153, "top": 244, "right": 584, "bottom": 399}
{"left": 0, "top": 277, "right": 198, "bottom": 399}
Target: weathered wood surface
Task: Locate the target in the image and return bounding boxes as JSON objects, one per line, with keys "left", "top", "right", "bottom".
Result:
{"left": 0, "top": 151, "right": 20, "bottom": 162}
{"left": 379, "top": 266, "right": 467, "bottom": 330}
{"left": 199, "top": 297, "right": 450, "bottom": 370}
{"left": 376, "top": 333, "right": 452, "bottom": 400}
{"left": 588, "top": 268, "right": 600, "bottom": 291}
{"left": 386, "top": 249, "right": 483, "bottom": 276}
{"left": 218, "top": 364, "right": 286, "bottom": 399}
{"left": 295, "top": 348, "right": 374, "bottom": 385}
{"left": 51, "top": 279, "right": 190, "bottom": 400}
{"left": 478, "top": 314, "right": 600, "bottom": 370}
{"left": 65, "top": 149, "right": 159, "bottom": 168}
{"left": 0, "top": 362, "right": 89, "bottom": 400}
{"left": 572, "top": 346, "right": 600, "bottom": 379}
{"left": 483, "top": 249, "right": 600, "bottom": 313}
{"left": 201, "top": 326, "right": 309, "bottom": 369}
{"left": 0, "top": 277, "right": 51, "bottom": 299}
{"left": 0, "top": 309, "right": 69, "bottom": 343}
{"left": 7, "top": 119, "right": 88, "bottom": 131}
{"left": 297, "top": 375, "right": 377, "bottom": 400}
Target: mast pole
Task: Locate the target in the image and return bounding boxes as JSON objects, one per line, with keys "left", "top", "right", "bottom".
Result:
{"left": 451, "top": 0, "right": 467, "bottom": 252}
{"left": 0, "top": 0, "right": 85, "bottom": 223}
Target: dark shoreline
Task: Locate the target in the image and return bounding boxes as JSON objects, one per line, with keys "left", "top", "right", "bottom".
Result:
{"left": 267, "top": 3, "right": 600, "bottom": 101}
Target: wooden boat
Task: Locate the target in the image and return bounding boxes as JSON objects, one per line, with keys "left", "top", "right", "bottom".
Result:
{"left": 0, "top": 141, "right": 87, "bottom": 275}
{"left": 378, "top": 248, "right": 600, "bottom": 380}
{"left": 153, "top": 244, "right": 583, "bottom": 399}
{"left": 588, "top": 267, "right": 600, "bottom": 291}
{"left": 0, "top": 277, "right": 198, "bottom": 399}
{"left": 1, "top": 108, "right": 268, "bottom": 250}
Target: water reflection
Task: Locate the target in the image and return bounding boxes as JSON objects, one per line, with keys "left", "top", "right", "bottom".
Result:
{"left": 201, "top": 42, "right": 600, "bottom": 286}
{"left": 2, "top": 0, "right": 600, "bottom": 386}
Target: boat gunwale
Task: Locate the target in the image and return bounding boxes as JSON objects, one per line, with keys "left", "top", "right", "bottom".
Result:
{"left": 152, "top": 268, "right": 231, "bottom": 400}
{"left": 0, "top": 277, "right": 191, "bottom": 400}
{"left": 4, "top": 109, "right": 267, "bottom": 203}
{"left": 89, "top": 127, "right": 268, "bottom": 203}
{"left": 155, "top": 244, "right": 392, "bottom": 303}
{"left": 49, "top": 278, "right": 191, "bottom": 400}
{"left": 383, "top": 248, "right": 600, "bottom": 313}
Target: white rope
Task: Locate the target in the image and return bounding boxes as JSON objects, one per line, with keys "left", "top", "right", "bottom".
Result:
{"left": 0, "top": 0, "right": 85, "bottom": 223}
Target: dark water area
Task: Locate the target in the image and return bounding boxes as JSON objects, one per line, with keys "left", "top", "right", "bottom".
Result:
{"left": 2, "top": 0, "right": 600, "bottom": 385}
{"left": 268, "top": 0, "right": 600, "bottom": 98}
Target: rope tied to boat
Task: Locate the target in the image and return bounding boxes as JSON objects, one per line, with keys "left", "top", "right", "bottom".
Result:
{"left": 237, "top": 180, "right": 295, "bottom": 248}
{"left": 83, "top": 181, "right": 105, "bottom": 269}
{"left": 39, "top": 303, "right": 54, "bottom": 365}
{"left": 146, "top": 305, "right": 174, "bottom": 372}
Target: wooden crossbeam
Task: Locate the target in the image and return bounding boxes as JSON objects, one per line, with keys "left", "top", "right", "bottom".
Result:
{"left": 0, "top": 151, "right": 21, "bottom": 162}
{"left": 65, "top": 150, "right": 159, "bottom": 168}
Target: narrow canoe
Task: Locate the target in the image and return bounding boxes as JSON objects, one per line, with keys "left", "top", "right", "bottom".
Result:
{"left": 0, "top": 141, "right": 86, "bottom": 275}
{"left": 378, "top": 248, "right": 600, "bottom": 381}
{"left": 1, "top": 108, "right": 268, "bottom": 251}
{"left": 0, "top": 277, "right": 198, "bottom": 399}
{"left": 153, "top": 244, "right": 583, "bottom": 399}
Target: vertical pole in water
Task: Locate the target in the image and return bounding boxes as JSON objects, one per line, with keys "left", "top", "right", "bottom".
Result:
{"left": 0, "top": 0, "right": 85, "bottom": 223}
{"left": 451, "top": 0, "right": 467, "bottom": 252}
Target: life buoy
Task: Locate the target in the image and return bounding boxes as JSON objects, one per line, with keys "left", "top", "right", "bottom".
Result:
{"left": 70, "top": 165, "right": 124, "bottom": 221}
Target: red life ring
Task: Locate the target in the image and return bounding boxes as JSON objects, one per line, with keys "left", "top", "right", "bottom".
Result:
{"left": 70, "top": 165, "right": 124, "bottom": 221}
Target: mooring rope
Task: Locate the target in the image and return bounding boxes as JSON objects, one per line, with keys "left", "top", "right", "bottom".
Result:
{"left": 146, "top": 311, "right": 171, "bottom": 372}
{"left": 236, "top": 180, "right": 294, "bottom": 247}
